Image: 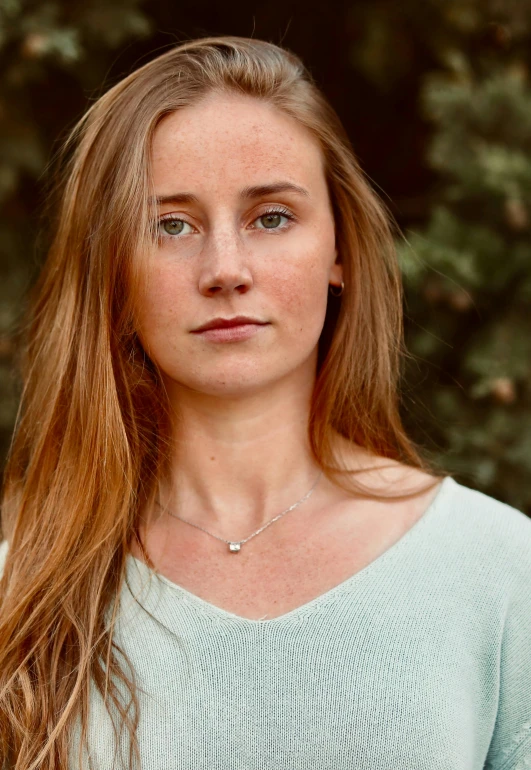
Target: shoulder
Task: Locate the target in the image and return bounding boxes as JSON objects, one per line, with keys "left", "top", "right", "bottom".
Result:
{"left": 446, "top": 478, "right": 531, "bottom": 549}
{"left": 330, "top": 434, "right": 443, "bottom": 498}
{"left": 339, "top": 435, "right": 531, "bottom": 547}
{"left": 335, "top": 436, "right": 531, "bottom": 576}
{"left": 444, "top": 478, "right": 531, "bottom": 580}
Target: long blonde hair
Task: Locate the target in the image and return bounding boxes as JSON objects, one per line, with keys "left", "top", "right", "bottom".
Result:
{"left": 0, "top": 35, "right": 446, "bottom": 769}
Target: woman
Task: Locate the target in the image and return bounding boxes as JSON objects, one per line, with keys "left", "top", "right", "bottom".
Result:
{"left": 0, "top": 35, "right": 529, "bottom": 770}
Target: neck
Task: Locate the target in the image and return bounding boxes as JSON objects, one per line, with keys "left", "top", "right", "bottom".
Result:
{"left": 155, "top": 377, "right": 324, "bottom": 538}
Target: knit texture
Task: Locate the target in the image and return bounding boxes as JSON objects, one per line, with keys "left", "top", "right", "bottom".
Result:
{"left": 1, "top": 475, "right": 530, "bottom": 769}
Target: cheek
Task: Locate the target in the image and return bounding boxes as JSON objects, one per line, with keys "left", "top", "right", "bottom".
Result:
{"left": 134, "top": 265, "right": 188, "bottom": 343}
{"left": 265, "top": 250, "right": 330, "bottom": 331}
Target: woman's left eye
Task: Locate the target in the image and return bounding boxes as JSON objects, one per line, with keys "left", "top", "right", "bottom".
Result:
{"left": 252, "top": 207, "right": 295, "bottom": 230}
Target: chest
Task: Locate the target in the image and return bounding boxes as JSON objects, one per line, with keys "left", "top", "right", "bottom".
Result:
{"left": 132, "top": 489, "right": 437, "bottom": 621}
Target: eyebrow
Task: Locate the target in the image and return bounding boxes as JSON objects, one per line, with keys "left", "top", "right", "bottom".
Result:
{"left": 150, "top": 182, "right": 310, "bottom": 206}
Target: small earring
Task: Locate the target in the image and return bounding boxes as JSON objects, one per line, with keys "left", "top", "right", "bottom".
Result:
{"left": 329, "top": 281, "right": 345, "bottom": 297}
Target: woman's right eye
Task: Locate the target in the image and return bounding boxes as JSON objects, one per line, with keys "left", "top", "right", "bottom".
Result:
{"left": 158, "top": 217, "right": 194, "bottom": 237}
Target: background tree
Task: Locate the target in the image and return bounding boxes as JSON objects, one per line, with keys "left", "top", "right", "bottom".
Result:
{"left": 395, "top": 0, "right": 531, "bottom": 512}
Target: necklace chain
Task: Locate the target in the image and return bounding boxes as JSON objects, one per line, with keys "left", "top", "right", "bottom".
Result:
{"left": 155, "top": 471, "right": 323, "bottom": 553}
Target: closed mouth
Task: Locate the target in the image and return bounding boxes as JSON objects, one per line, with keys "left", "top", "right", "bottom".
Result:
{"left": 192, "top": 317, "right": 268, "bottom": 332}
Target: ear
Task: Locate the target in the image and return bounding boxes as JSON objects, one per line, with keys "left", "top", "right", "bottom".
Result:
{"left": 329, "top": 249, "right": 343, "bottom": 286}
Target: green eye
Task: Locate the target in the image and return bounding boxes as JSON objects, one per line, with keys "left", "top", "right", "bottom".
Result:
{"left": 255, "top": 208, "right": 295, "bottom": 230}
{"left": 260, "top": 213, "right": 283, "bottom": 229}
{"left": 162, "top": 219, "right": 185, "bottom": 235}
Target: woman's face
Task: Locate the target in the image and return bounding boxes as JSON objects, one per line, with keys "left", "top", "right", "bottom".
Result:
{"left": 136, "top": 91, "right": 342, "bottom": 401}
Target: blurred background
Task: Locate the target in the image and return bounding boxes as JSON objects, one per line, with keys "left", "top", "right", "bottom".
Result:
{"left": 0, "top": 0, "right": 530, "bottom": 513}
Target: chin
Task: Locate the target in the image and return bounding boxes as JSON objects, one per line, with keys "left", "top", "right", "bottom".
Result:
{"left": 194, "top": 374, "right": 280, "bottom": 398}
{"left": 162, "top": 348, "right": 317, "bottom": 399}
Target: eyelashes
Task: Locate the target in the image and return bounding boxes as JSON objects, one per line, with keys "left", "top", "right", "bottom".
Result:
{"left": 157, "top": 205, "right": 297, "bottom": 240}
{"left": 158, "top": 216, "right": 194, "bottom": 238}
{"left": 252, "top": 206, "right": 295, "bottom": 232}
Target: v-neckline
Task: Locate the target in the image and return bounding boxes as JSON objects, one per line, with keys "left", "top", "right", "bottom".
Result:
{"left": 126, "top": 475, "right": 456, "bottom": 626}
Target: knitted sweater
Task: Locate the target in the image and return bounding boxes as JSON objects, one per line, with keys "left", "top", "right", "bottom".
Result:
{"left": 1, "top": 475, "right": 530, "bottom": 769}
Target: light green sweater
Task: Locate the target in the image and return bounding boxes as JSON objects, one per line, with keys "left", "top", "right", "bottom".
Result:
{"left": 1, "top": 475, "right": 531, "bottom": 769}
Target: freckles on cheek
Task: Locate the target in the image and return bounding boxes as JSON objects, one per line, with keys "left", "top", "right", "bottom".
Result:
{"left": 273, "top": 278, "right": 299, "bottom": 309}
{"left": 268, "top": 264, "right": 326, "bottom": 333}
{"left": 265, "top": 271, "right": 304, "bottom": 326}
{"left": 140, "top": 268, "right": 185, "bottom": 324}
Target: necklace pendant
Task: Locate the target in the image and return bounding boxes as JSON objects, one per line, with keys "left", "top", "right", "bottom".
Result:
{"left": 228, "top": 542, "right": 241, "bottom": 553}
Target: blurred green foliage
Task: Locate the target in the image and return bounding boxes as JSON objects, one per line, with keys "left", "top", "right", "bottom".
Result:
{"left": 394, "top": 2, "right": 531, "bottom": 511}
{"left": 0, "top": 0, "right": 529, "bottom": 512}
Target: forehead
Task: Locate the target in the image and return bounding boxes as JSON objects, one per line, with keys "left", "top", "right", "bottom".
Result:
{"left": 150, "top": 92, "right": 326, "bottom": 194}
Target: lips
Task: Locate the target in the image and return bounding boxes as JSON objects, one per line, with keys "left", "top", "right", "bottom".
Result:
{"left": 192, "top": 316, "right": 267, "bottom": 333}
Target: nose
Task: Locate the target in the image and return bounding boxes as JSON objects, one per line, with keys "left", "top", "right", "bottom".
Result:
{"left": 197, "top": 227, "right": 253, "bottom": 297}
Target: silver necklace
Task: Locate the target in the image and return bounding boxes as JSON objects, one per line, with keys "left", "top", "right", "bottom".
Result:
{"left": 156, "top": 471, "right": 322, "bottom": 553}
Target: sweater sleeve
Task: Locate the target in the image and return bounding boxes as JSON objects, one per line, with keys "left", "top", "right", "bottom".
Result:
{"left": 484, "top": 525, "right": 531, "bottom": 770}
